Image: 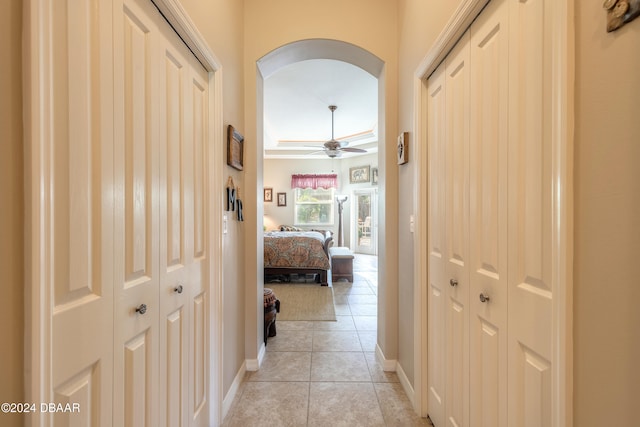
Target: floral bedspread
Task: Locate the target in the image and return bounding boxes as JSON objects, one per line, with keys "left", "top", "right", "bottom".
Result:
{"left": 264, "top": 231, "right": 331, "bottom": 270}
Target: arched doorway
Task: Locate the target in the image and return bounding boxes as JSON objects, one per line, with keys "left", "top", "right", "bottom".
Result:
{"left": 250, "top": 39, "right": 395, "bottom": 368}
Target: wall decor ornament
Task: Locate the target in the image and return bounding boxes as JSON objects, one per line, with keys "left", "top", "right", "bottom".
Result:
{"left": 236, "top": 186, "right": 244, "bottom": 221}
{"left": 225, "top": 176, "right": 243, "bottom": 221}
{"left": 371, "top": 167, "right": 378, "bottom": 185}
{"left": 349, "top": 165, "right": 370, "bottom": 184}
{"left": 397, "top": 132, "right": 409, "bottom": 165}
{"left": 227, "top": 125, "right": 244, "bottom": 170}
{"left": 226, "top": 176, "right": 236, "bottom": 211}
{"left": 277, "top": 192, "right": 287, "bottom": 207}
{"left": 603, "top": 0, "right": 640, "bottom": 32}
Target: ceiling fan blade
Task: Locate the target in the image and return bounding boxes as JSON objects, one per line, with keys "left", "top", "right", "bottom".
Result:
{"left": 340, "top": 147, "right": 367, "bottom": 153}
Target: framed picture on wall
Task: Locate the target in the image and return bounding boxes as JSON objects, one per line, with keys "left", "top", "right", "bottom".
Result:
{"left": 349, "top": 165, "right": 370, "bottom": 184}
{"left": 371, "top": 167, "right": 378, "bottom": 185}
{"left": 277, "top": 192, "right": 287, "bottom": 207}
{"left": 264, "top": 187, "right": 273, "bottom": 202}
{"left": 227, "top": 125, "right": 244, "bottom": 170}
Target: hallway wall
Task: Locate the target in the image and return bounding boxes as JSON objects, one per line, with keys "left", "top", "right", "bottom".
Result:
{"left": 397, "top": 0, "right": 462, "bottom": 389}
{"left": 244, "top": 0, "right": 400, "bottom": 366}
{"left": 180, "top": 0, "right": 247, "bottom": 399}
{"left": 0, "top": 1, "right": 24, "bottom": 426}
{"left": 574, "top": 3, "right": 640, "bottom": 426}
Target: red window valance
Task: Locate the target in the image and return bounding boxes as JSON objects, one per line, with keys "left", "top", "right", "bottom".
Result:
{"left": 291, "top": 174, "right": 338, "bottom": 190}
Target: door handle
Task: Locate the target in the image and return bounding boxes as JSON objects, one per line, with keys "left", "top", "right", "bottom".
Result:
{"left": 135, "top": 303, "right": 147, "bottom": 315}
{"left": 450, "top": 279, "right": 458, "bottom": 287}
{"left": 479, "top": 293, "right": 490, "bottom": 303}
{"left": 174, "top": 284, "right": 184, "bottom": 294}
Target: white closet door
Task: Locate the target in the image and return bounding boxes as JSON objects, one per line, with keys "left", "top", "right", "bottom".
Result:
{"left": 184, "top": 50, "right": 210, "bottom": 427}
{"left": 468, "top": 0, "right": 509, "bottom": 425}
{"left": 427, "top": 62, "right": 447, "bottom": 427}
{"left": 156, "top": 6, "right": 210, "bottom": 427}
{"left": 158, "top": 25, "right": 191, "bottom": 427}
{"left": 113, "top": 0, "right": 162, "bottom": 424}
{"left": 508, "top": 0, "right": 554, "bottom": 425}
{"left": 48, "top": 1, "right": 115, "bottom": 424}
{"left": 444, "top": 32, "right": 471, "bottom": 427}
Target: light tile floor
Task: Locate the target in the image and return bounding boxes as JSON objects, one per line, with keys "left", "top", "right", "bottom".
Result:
{"left": 222, "top": 254, "right": 432, "bottom": 427}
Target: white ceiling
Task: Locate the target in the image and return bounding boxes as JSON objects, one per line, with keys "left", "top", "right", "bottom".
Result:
{"left": 263, "top": 59, "right": 378, "bottom": 159}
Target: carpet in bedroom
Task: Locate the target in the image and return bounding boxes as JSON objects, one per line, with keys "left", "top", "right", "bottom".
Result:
{"left": 266, "top": 283, "right": 336, "bottom": 321}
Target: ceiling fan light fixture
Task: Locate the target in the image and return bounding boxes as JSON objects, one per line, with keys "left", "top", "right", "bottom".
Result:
{"left": 313, "top": 105, "right": 367, "bottom": 158}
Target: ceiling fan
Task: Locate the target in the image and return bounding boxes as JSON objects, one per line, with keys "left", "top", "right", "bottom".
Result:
{"left": 310, "top": 105, "right": 367, "bottom": 158}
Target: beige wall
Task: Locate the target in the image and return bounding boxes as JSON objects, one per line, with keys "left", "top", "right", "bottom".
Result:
{"left": 574, "top": 4, "right": 640, "bottom": 426}
{"left": 0, "top": 0, "right": 24, "bottom": 426}
{"left": 397, "top": 0, "right": 463, "bottom": 387}
{"left": 244, "top": 0, "right": 399, "bottom": 361}
{"left": 166, "top": 0, "right": 247, "bottom": 398}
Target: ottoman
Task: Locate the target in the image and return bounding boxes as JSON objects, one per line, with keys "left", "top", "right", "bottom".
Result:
{"left": 263, "top": 288, "right": 280, "bottom": 345}
{"left": 330, "top": 246, "right": 354, "bottom": 282}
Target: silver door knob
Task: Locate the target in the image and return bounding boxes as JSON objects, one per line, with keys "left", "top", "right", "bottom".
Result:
{"left": 135, "top": 303, "right": 147, "bottom": 315}
{"left": 174, "top": 284, "right": 184, "bottom": 294}
{"left": 479, "top": 293, "right": 490, "bottom": 303}
{"left": 450, "top": 279, "right": 458, "bottom": 287}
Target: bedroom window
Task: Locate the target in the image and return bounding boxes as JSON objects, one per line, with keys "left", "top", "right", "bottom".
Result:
{"left": 294, "top": 188, "right": 335, "bottom": 226}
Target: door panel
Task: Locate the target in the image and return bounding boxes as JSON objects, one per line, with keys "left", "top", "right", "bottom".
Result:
{"left": 188, "top": 59, "right": 210, "bottom": 427}
{"left": 444, "top": 32, "right": 470, "bottom": 427}
{"left": 124, "top": 331, "right": 153, "bottom": 426}
{"left": 157, "top": 8, "right": 210, "bottom": 427}
{"left": 159, "top": 24, "right": 190, "bottom": 427}
{"left": 427, "top": 63, "right": 446, "bottom": 427}
{"left": 114, "top": 0, "right": 160, "bottom": 424}
{"left": 508, "top": 0, "right": 554, "bottom": 425}
{"left": 50, "top": 0, "right": 114, "bottom": 424}
{"left": 469, "top": 0, "right": 509, "bottom": 425}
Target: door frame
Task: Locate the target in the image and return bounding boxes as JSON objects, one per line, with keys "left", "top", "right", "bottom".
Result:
{"left": 412, "top": 0, "right": 574, "bottom": 425}
{"left": 23, "top": 0, "right": 225, "bottom": 425}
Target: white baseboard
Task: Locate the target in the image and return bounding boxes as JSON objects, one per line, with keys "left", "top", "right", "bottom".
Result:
{"left": 245, "top": 343, "right": 266, "bottom": 371}
{"left": 222, "top": 361, "right": 246, "bottom": 420}
{"left": 375, "top": 343, "right": 397, "bottom": 371}
{"left": 396, "top": 362, "right": 415, "bottom": 408}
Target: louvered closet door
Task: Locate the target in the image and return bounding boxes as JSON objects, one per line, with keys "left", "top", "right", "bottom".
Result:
{"left": 468, "top": 0, "right": 509, "bottom": 425}
{"left": 444, "top": 31, "right": 471, "bottom": 427}
{"left": 48, "top": 1, "right": 115, "bottom": 424}
{"left": 507, "top": 0, "right": 554, "bottom": 425}
{"left": 427, "top": 62, "right": 447, "bottom": 427}
{"left": 113, "top": 0, "right": 162, "bottom": 424}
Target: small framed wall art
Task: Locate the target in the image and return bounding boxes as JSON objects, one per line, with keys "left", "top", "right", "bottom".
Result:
{"left": 277, "top": 192, "right": 287, "bottom": 207}
{"left": 264, "top": 187, "right": 273, "bottom": 202}
{"left": 349, "top": 165, "right": 370, "bottom": 184}
{"left": 227, "top": 125, "right": 244, "bottom": 170}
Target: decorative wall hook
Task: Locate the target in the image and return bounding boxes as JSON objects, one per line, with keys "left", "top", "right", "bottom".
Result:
{"left": 604, "top": 0, "right": 640, "bottom": 32}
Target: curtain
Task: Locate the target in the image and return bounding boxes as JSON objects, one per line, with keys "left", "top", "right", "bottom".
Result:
{"left": 290, "top": 173, "right": 338, "bottom": 189}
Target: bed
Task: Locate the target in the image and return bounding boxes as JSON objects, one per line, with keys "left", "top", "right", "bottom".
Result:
{"left": 264, "top": 229, "right": 333, "bottom": 285}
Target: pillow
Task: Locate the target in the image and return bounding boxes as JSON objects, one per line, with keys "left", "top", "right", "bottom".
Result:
{"left": 279, "top": 225, "right": 303, "bottom": 232}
